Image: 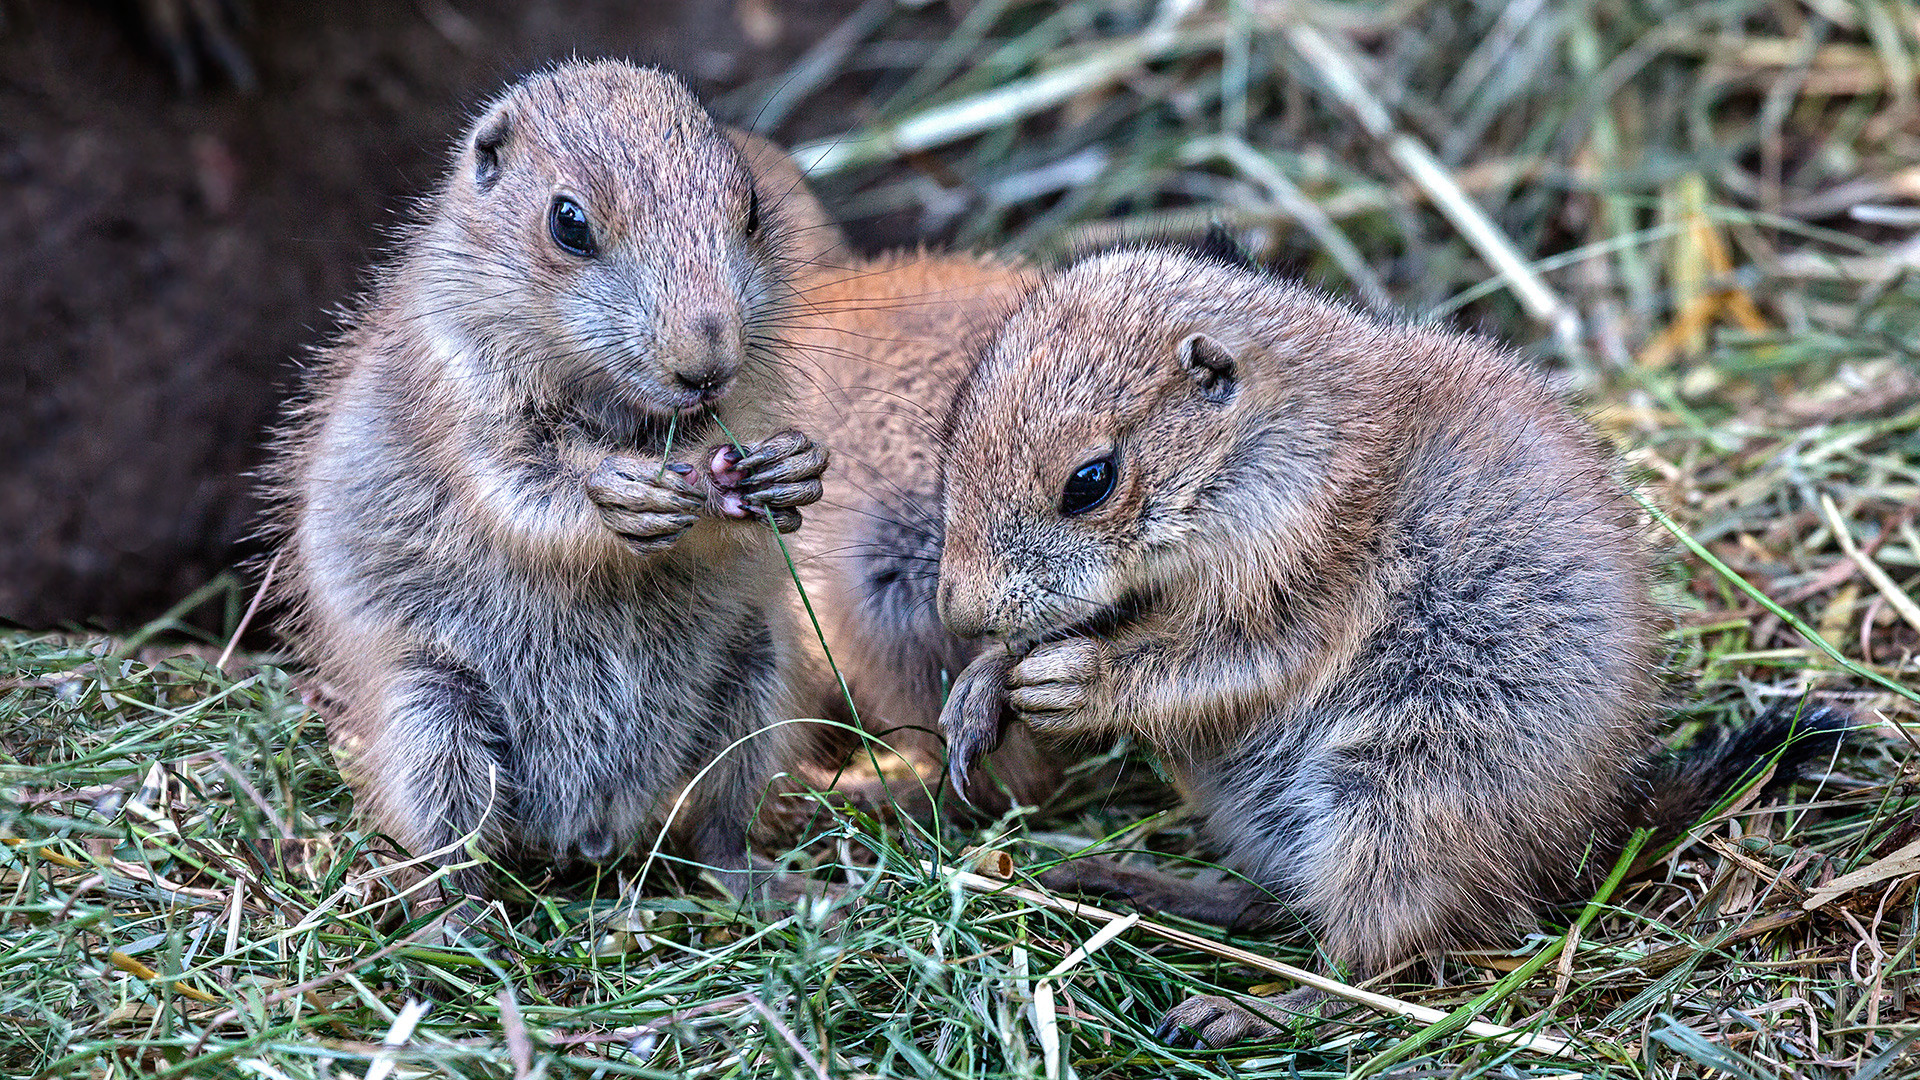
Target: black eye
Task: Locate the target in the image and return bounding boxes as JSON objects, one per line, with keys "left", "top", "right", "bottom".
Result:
{"left": 744, "top": 186, "right": 762, "bottom": 238}
{"left": 1061, "top": 456, "right": 1115, "bottom": 515}
{"left": 548, "top": 196, "right": 595, "bottom": 257}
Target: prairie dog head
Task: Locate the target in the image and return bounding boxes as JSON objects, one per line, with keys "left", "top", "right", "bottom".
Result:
{"left": 938, "top": 243, "right": 1360, "bottom": 642}
{"left": 407, "top": 61, "right": 786, "bottom": 420}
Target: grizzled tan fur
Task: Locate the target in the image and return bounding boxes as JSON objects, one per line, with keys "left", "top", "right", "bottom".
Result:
{"left": 778, "top": 252, "right": 1060, "bottom": 813}
{"left": 939, "top": 242, "right": 1772, "bottom": 1045}
{"left": 266, "top": 62, "right": 832, "bottom": 905}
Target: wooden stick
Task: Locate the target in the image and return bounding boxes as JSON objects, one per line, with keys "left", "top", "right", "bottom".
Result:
{"left": 921, "top": 861, "right": 1578, "bottom": 1058}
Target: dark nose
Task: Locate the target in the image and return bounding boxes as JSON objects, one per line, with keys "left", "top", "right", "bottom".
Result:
{"left": 575, "top": 826, "right": 617, "bottom": 864}
{"left": 672, "top": 365, "right": 731, "bottom": 394}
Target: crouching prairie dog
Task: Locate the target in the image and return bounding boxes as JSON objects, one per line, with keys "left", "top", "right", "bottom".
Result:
{"left": 267, "top": 61, "right": 835, "bottom": 911}
{"left": 776, "top": 251, "right": 1062, "bottom": 817}
{"left": 936, "top": 236, "right": 1846, "bottom": 1046}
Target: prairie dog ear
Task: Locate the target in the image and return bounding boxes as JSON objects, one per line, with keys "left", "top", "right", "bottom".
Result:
{"left": 1178, "top": 332, "right": 1237, "bottom": 402}
{"left": 471, "top": 108, "right": 512, "bottom": 192}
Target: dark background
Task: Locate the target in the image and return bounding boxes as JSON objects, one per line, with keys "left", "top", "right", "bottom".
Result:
{"left": 0, "top": 0, "right": 908, "bottom": 629}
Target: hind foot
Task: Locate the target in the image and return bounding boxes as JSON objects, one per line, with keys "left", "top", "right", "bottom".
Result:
{"left": 1154, "top": 986, "right": 1331, "bottom": 1048}
{"left": 1037, "top": 856, "right": 1280, "bottom": 930}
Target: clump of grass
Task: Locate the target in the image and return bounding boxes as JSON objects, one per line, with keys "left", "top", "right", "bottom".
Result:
{"left": 9, "top": 0, "right": 1920, "bottom": 1076}
{"left": 1, "top": 614, "right": 1912, "bottom": 1077}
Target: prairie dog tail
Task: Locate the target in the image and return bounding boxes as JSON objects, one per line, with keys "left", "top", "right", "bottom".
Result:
{"left": 1635, "top": 701, "right": 1851, "bottom": 838}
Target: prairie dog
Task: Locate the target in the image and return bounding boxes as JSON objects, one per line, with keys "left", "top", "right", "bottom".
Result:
{"left": 937, "top": 238, "right": 1844, "bottom": 1045}
{"left": 777, "top": 251, "right": 1059, "bottom": 814}
{"left": 268, "top": 61, "right": 832, "bottom": 906}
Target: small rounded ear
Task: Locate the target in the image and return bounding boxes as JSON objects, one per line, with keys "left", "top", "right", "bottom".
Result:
{"left": 1178, "top": 332, "right": 1237, "bottom": 402}
{"left": 471, "top": 109, "right": 512, "bottom": 192}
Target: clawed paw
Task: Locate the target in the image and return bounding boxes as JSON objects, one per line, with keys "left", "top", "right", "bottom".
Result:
{"left": 1154, "top": 994, "right": 1283, "bottom": 1048}
{"left": 1005, "top": 638, "right": 1103, "bottom": 728}
{"left": 938, "top": 646, "right": 1018, "bottom": 805}
{"left": 1154, "top": 987, "right": 1328, "bottom": 1048}
{"left": 705, "top": 430, "right": 829, "bottom": 531}
{"left": 587, "top": 457, "right": 704, "bottom": 553}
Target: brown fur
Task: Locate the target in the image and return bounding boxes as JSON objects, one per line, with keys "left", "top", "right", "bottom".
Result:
{"left": 935, "top": 243, "right": 1832, "bottom": 1046}
{"left": 263, "top": 61, "right": 834, "bottom": 908}
{"left": 727, "top": 129, "right": 848, "bottom": 273}
{"left": 772, "top": 250, "right": 1066, "bottom": 815}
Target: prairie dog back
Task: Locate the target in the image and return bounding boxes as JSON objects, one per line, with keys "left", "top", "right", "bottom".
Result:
{"left": 269, "top": 61, "right": 831, "bottom": 904}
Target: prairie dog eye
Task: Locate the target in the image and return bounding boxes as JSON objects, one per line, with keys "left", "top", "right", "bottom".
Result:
{"left": 1061, "top": 455, "right": 1116, "bottom": 515}
{"left": 744, "top": 186, "right": 762, "bottom": 238}
{"left": 548, "top": 196, "right": 596, "bottom": 257}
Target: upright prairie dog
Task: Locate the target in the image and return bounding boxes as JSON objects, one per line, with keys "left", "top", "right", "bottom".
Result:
{"left": 938, "top": 238, "right": 1844, "bottom": 1045}
{"left": 777, "top": 251, "right": 1059, "bottom": 814}
{"left": 269, "top": 62, "right": 834, "bottom": 907}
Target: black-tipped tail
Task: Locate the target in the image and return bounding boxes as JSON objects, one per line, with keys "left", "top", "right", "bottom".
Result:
{"left": 1636, "top": 701, "right": 1851, "bottom": 837}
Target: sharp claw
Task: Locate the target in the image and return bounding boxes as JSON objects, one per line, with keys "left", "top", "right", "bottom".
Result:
{"left": 946, "top": 736, "right": 979, "bottom": 809}
{"left": 938, "top": 647, "right": 1020, "bottom": 808}
{"left": 941, "top": 702, "right": 999, "bottom": 810}
{"left": 1154, "top": 1019, "right": 1195, "bottom": 1048}
{"left": 709, "top": 446, "right": 746, "bottom": 491}
{"left": 736, "top": 430, "right": 808, "bottom": 466}
{"left": 743, "top": 483, "right": 824, "bottom": 514}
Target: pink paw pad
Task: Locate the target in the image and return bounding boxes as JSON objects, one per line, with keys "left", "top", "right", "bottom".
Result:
{"left": 708, "top": 446, "right": 751, "bottom": 518}
{"left": 709, "top": 446, "right": 745, "bottom": 486}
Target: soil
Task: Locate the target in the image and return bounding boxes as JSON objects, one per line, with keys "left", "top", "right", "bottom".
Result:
{"left": 0, "top": 0, "right": 908, "bottom": 629}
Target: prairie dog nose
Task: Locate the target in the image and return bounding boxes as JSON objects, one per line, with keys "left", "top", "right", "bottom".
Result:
{"left": 574, "top": 825, "right": 617, "bottom": 865}
{"left": 938, "top": 576, "right": 991, "bottom": 640}
{"left": 669, "top": 312, "right": 741, "bottom": 395}
{"left": 672, "top": 364, "right": 733, "bottom": 393}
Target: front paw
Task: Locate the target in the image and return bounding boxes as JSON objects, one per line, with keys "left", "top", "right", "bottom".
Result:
{"left": 1006, "top": 639, "right": 1104, "bottom": 730}
{"left": 586, "top": 457, "right": 704, "bottom": 553}
{"left": 706, "top": 430, "right": 829, "bottom": 532}
{"left": 938, "top": 645, "right": 1017, "bottom": 805}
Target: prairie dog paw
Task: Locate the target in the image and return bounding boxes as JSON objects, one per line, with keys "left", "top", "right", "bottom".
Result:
{"left": 1006, "top": 638, "right": 1103, "bottom": 728}
{"left": 939, "top": 645, "right": 1017, "bottom": 805}
{"left": 706, "top": 430, "right": 829, "bottom": 531}
{"left": 1154, "top": 988, "right": 1328, "bottom": 1048}
{"left": 586, "top": 457, "right": 703, "bottom": 553}
{"left": 1155, "top": 995, "right": 1279, "bottom": 1048}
